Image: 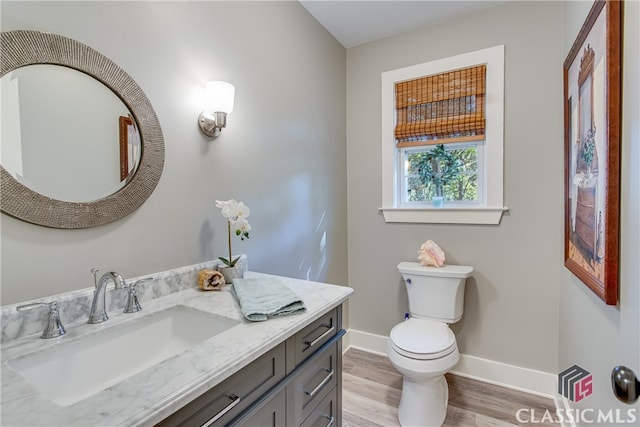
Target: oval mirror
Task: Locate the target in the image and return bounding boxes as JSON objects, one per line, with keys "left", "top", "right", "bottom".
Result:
{"left": 0, "top": 30, "right": 164, "bottom": 229}
{"left": 2, "top": 64, "right": 141, "bottom": 202}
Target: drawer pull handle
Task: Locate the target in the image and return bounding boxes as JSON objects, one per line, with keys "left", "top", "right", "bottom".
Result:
{"left": 201, "top": 393, "right": 241, "bottom": 427}
{"left": 304, "top": 369, "right": 334, "bottom": 398}
{"left": 304, "top": 324, "right": 335, "bottom": 349}
{"left": 324, "top": 415, "right": 335, "bottom": 427}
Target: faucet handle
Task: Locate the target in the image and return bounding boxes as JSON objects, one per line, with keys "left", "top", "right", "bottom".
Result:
{"left": 123, "top": 278, "right": 152, "bottom": 313}
{"left": 17, "top": 301, "right": 66, "bottom": 339}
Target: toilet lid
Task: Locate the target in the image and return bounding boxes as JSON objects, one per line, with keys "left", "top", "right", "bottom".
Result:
{"left": 389, "top": 318, "right": 456, "bottom": 360}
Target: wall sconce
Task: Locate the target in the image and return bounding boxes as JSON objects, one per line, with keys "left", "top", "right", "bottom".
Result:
{"left": 198, "top": 81, "right": 235, "bottom": 138}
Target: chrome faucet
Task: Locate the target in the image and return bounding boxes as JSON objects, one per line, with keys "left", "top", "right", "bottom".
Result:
{"left": 88, "top": 271, "right": 125, "bottom": 324}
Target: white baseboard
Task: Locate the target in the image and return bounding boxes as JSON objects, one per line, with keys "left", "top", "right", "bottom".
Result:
{"left": 452, "top": 352, "right": 556, "bottom": 398}
{"left": 344, "top": 328, "right": 556, "bottom": 399}
{"left": 343, "top": 328, "right": 389, "bottom": 356}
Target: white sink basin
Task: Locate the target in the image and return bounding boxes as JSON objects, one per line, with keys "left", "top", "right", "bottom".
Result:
{"left": 7, "top": 305, "right": 240, "bottom": 406}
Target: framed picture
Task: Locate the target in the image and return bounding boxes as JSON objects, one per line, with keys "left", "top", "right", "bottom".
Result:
{"left": 563, "top": 0, "right": 622, "bottom": 305}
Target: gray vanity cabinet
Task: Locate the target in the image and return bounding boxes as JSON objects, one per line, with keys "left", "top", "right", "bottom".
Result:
{"left": 229, "top": 388, "right": 287, "bottom": 427}
{"left": 156, "top": 344, "right": 287, "bottom": 426}
{"left": 156, "top": 306, "right": 344, "bottom": 427}
{"left": 292, "top": 308, "right": 338, "bottom": 366}
{"left": 287, "top": 341, "right": 338, "bottom": 425}
{"left": 299, "top": 388, "right": 338, "bottom": 427}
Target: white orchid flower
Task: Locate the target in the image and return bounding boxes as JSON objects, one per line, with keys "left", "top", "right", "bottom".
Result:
{"left": 215, "top": 199, "right": 239, "bottom": 219}
{"left": 216, "top": 198, "right": 252, "bottom": 267}
{"left": 215, "top": 199, "right": 250, "bottom": 221}
{"left": 236, "top": 202, "right": 250, "bottom": 220}
{"left": 232, "top": 218, "right": 251, "bottom": 240}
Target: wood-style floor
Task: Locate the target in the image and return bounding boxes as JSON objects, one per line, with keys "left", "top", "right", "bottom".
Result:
{"left": 342, "top": 348, "right": 556, "bottom": 427}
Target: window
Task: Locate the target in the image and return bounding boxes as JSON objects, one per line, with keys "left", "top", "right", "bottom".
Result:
{"left": 402, "top": 142, "right": 482, "bottom": 205}
{"left": 381, "top": 45, "right": 507, "bottom": 224}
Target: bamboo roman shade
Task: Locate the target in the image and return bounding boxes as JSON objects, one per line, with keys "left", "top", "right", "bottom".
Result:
{"left": 395, "top": 64, "right": 486, "bottom": 147}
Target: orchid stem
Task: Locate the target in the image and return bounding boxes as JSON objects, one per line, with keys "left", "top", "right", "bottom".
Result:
{"left": 227, "top": 220, "right": 232, "bottom": 266}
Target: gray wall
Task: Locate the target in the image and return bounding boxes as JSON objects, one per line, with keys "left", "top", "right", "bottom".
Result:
{"left": 558, "top": 0, "right": 639, "bottom": 419}
{"left": 346, "top": 1, "right": 563, "bottom": 374}
{"left": 0, "top": 1, "right": 348, "bottom": 304}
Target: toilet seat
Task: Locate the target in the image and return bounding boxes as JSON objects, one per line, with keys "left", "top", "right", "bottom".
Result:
{"left": 389, "top": 318, "right": 456, "bottom": 360}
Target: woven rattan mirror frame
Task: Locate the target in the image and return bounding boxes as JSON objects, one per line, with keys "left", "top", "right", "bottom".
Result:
{"left": 1, "top": 30, "right": 164, "bottom": 229}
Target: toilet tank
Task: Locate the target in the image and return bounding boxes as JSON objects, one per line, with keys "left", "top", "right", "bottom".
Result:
{"left": 397, "top": 262, "right": 473, "bottom": 323}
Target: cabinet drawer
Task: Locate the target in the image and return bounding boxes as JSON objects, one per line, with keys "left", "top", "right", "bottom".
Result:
{"left": 156, "top": 343, "right": 286, "bottom": 427}
{"left": 300, "top": 387, "right": 337, "bottom": 427}
{"left": 289, "top": 341, "right": 338, "bottom": 425}
{"left": 228, "top": 387, "right": 286, "bottom": 427}
{"left": 294, "top": 308, "right": 338, "bottom": 366}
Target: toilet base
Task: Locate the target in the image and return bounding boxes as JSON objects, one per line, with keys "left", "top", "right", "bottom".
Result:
{"left": 398, "top": 374, "right": 448, "bottom": 427}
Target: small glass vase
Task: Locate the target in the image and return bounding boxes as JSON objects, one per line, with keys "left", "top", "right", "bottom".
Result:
{"left": 218, "top": 265, "right": 244, "bottom": 284}
{"left": 431, "top": 196, "right": 444, "bottom": 208}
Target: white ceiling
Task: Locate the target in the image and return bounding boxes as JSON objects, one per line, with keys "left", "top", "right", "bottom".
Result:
{"left": 299, "top": 0, "right": 508, "bottom": 48}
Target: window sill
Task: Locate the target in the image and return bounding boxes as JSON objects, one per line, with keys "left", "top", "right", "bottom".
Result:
{"left": 379, "top": 206, "right": 508, "bottom": 225}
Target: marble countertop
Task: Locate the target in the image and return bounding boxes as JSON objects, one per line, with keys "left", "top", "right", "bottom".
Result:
{"left": 0, "top": 272, "right": 353, "bottom": 427}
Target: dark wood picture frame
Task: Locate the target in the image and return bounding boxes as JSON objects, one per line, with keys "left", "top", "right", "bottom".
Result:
{"left": 563, "top": 0, "right": 622, "bottom": 305}
{"left": 119, "top": 115, "right": 131, "bottom": 181}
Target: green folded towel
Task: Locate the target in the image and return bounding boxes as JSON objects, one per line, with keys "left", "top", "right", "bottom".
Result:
{"left": 231, "top": 277, "right": 306, "bottom": 321}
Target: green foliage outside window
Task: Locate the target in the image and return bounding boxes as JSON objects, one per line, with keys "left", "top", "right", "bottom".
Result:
{"left": 406, "top": 144, "right": 478, "bottom": 202}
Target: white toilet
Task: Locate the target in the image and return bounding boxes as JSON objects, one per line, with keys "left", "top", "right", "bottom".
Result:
{"left": 387, "top": 261, "right": 473, "bottom": 427}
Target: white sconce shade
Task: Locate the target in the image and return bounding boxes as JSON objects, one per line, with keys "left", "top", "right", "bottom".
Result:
{"left": 199, "top": 81, "right": 235, "bottom": 138}
{"left": 205, "top": 81, "right": 235, "bottom": 114}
